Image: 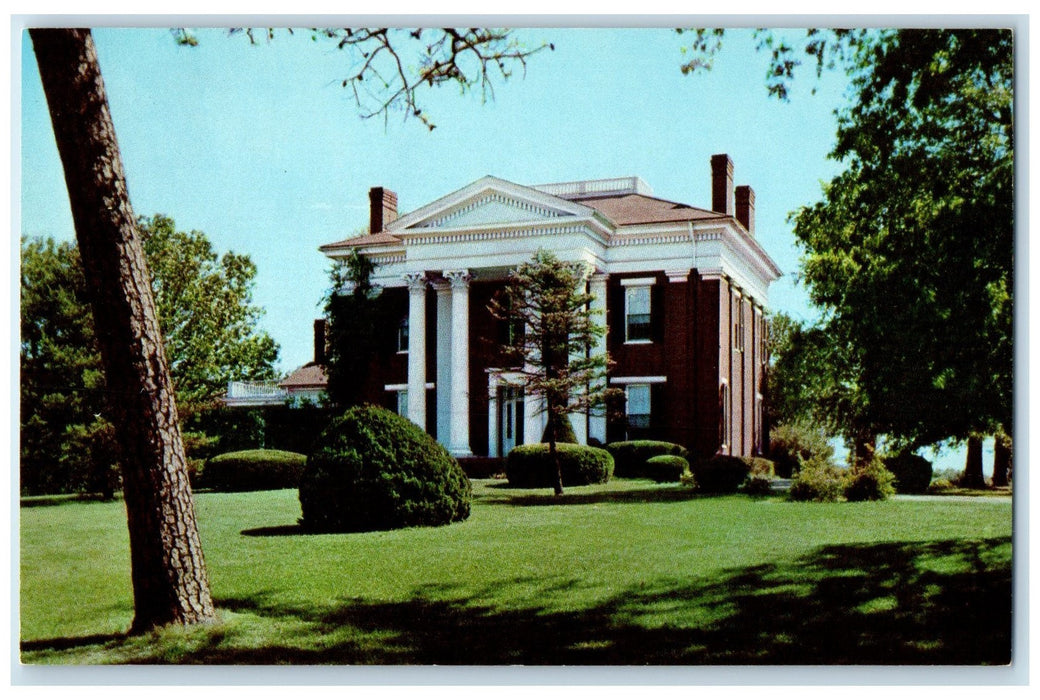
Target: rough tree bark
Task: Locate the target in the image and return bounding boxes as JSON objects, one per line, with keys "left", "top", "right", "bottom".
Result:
{"left": 962, "top": 434, "right": 987, "bottom": 489}
{"left": 30, "top": 28, "right": 217, "bottom": 632}
{"left": 992, "top": 430, "right": 1012, "bottom": 487}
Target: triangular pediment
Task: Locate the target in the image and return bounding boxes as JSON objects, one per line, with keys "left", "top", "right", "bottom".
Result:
{"left": 389, "top": 176, "right": 599, "bottom": 233}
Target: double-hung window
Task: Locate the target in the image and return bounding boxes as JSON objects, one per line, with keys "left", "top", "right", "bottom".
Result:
{"left": 397, "top": 317, "right": 409, "bottom": 353}
{"left": 626, "top": 384, "right": 651, "bottom": 431}
{"left": 396, "top": 389, "right": 408, "bottom": 416}
{"left": 622, "top": 278, "right": 655, "bottom": 343}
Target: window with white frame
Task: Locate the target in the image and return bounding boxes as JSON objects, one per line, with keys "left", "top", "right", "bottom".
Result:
{"left": 626, "top": 383, "right": 651, "bottom": 430}
{"left": 624, "top": 284, "right": 652, "bottom": 342}
{"left": 397, "top": 317, "right": 409, "bottom": 353}
{"left": 396, "top": 389, "right": 408, "bottom": 416}
{"left": 733, "top": 297, "right": 745, "bottom": 351}
{"left": 720, "top": 382, "right": 731, "bottom": 450}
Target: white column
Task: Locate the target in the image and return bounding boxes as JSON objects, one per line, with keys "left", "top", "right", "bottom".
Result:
{"left": 404, "top": 272, "right": 427, "bottom": 429}
{"left": 445, "top": 270, "right": 473, "bottom": 457}
{"left": 487, "top": 372, "right": 500, "bottom": 458}
{"left": 568, "top": 262, "right": 595, "bottom": 445}
{"left": 588, "top": 272, "right": 609, "bottom": 444}
{"left": 433, "top": 280, "right": 453, "bottom": 447}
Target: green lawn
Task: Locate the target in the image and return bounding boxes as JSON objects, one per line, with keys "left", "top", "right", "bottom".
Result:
{"left": 20, "top": 479, "right": 1012, "bottom": 665}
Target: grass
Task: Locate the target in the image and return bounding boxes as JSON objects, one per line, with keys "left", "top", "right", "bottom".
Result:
{"left": 20, "top": 479, "right": 1012, "bottom": 665}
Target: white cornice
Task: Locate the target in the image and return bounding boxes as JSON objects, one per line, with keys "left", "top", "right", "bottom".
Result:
{"left": 389, "top": 176, "right": 601, "bottom": 232}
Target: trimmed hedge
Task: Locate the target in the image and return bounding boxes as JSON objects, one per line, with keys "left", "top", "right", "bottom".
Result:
{"left": 691, "top": 455, "right": 751, "bottom": 494}
{"left": 883, "top": 452, "right": 933, "bottom": 494}
{"left": 298, "top": 405, "right": 471, "bottom": 532}
{"left": 506, "top": 443, "right": 614, "bottom": 488}
{"left": 644, "top": 454, "right": 689, "bottom": 483}
{"left": 606, "top": 440, "right": 689, "bottom": 478}
{"left": 202, "top": 449, "right": 306, "bottom": 492}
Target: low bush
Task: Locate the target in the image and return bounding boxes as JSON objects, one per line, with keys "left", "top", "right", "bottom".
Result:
{"left": 744, "top": 457, "right": 775, "bottom": 479}
{"left": 788, "top": 455, "right": 847, "bottom": 502}
{"left": 844, "top": 459, "right": 897, "bottom": 502}
{"left": 506, "top": 443, "right": 614, "bottom": 488}
{"left": 202, "top": 449, "right": 307, "bottom": 492}
{"left": 742, "top": 475, "right": 774, "bottom": 497}
{"left": 769, "top": 422, "right": 835, "bottom": 478}
{"left": 883, "top": 452, "right": 933, "bottom": 494}
{"left": 298, "top": 405, "right": 471, "bottom": 532}
{"left": 691, "top": 455, "right": 751, "bottom": 494}
{"left": 644, "top": 455, "right": 689, "bottom": 483}
{"left": 606, "top": 440, "right": 689, "bottom": 478}
{"left": 928, "top": 478, "right": 955, "bottom": 493}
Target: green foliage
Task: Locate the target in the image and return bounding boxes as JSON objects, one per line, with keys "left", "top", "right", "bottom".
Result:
{"left": 323, "top": 249, "right": 398, "bottom": 408}
{"left": 744, "top": 457, "right": 776, "bottom": 478}
{"left": 139, "top": 214, "right": 279, "bottom": 407}
{"left": 606, "top": 440, "right": 690, "bottom": 478}
{"left": 201, "top": 449, "right": 307, "bottom": 492}
{"left": 789, "top": 31, "right": 1013, "bottom": 446}
{"left": 844, "top": 459, "right": 897, "bottom": 502}
{"left": 691, "top": 455, "right": 752, "bottom": 494}
{"left": 19, "top": 226, "right": 279, "bottom": 496}
{"left": 768, "top": 422, "right": 836, "bottom": 478}
{"left": 505, "top": 443, "right": 614, "bottom": 489}
{"left": 883, "top": 452, "right": 934, "bottom": 494}
{"left": 184, "top": 403, "right": 338, "bottom": 461}
{"left": 298, "top": 405, "right": 471, "bottom": 532}
{"left": 688, "top": 30, "right": 1014, "bottom": 448}
{"left": 788, "top": 455, "right": 848, "bottom": 503}
{"left": 643, "top": 455, "right": 689, "bottom": 483}
{"left": 743, "top": 475, "right": 775, "bottom": 497}
{"left": 489, "top": 250, "right": 619, "bottom": 494}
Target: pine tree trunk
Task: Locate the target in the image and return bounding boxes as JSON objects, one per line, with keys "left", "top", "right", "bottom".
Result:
{"left": 992, "top": 430, "right": 1012, "bottom": 487}
{"left": 548, "top": 410, "right": 564, "bottom": 496}
{"left": 30, "top": 28, "right": 217, "bottom": 632}
{"left": 962, "top": 434, "right": 987, "bottom": 489}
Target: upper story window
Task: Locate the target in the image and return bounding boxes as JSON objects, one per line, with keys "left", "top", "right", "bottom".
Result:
{"left": 621, "top": 277, "right": 655, "bottom": 343}
{"left": 733, "top": 296, "right": 745, "bottom": 351}
{"left": 397, "top": 317, "right": 409, "bottom": 353}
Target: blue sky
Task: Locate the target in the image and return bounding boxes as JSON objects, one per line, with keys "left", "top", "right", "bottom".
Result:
{"left": 17, "top": 25, "right": 991, "bottom": 471}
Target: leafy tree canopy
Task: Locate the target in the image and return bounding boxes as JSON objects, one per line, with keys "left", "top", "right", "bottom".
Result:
{"left": 20, "top": 217, "right": 279, "bottom": 494}
{"left": 691, "top": 29, "right": 1013, "bottom": 450}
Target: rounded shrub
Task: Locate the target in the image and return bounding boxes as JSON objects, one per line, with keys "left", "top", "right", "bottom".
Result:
{"left": 203, "top": 449, "right": 306, "bottom": 492}
{"left": 882, "top": 452, "right": 933, "bottom": 494}
{"left": 788, "top": 456, "right": 847, "bottom": 502}
{"left": 691, "top": 455, "right": 751, "bottom": 494}
{"left": 644, "top": 454, "right": 690, "bottom": 483}
{"left": 606, "top": 440, "right": 689, "bottom": 478}
{"left": 844, "top": 460, "right": 897, "bottom": 502}
{"left": 506, "top": 443, "right": 614, "bottom": 488}
{"left": 298, "top": 405, "right": 471, "bottom": 533}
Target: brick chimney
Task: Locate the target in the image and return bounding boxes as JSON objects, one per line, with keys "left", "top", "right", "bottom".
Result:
{"left": 313, "top": 318, "right": 328, "bottom": 365}
{"left": 735, "top": 185, "right": 755, "bottom": 236}
{"left": 369, "top": 186, "right": 398, "bottom": 234}
{"left": 711, "top": 154, "right": 734, "bottom": 216}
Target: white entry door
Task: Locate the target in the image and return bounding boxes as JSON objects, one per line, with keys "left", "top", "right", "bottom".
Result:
{"left": 500, "top": 386, "right": 523, "bottom": 456}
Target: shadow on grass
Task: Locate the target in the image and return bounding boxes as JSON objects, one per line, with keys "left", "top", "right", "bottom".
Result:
{"left": 21, "top": 632, "right": 128, "bottom": 653}
{"left": 480, "top": 482, "right": 700, "bottom": 507}
{"left": 25, "top": 536, "right": 1011, "bottom": 665}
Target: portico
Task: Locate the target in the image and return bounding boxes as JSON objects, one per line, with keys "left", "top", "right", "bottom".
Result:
{"left": 318, "top": 156, "right": 781, "bottom": 460}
